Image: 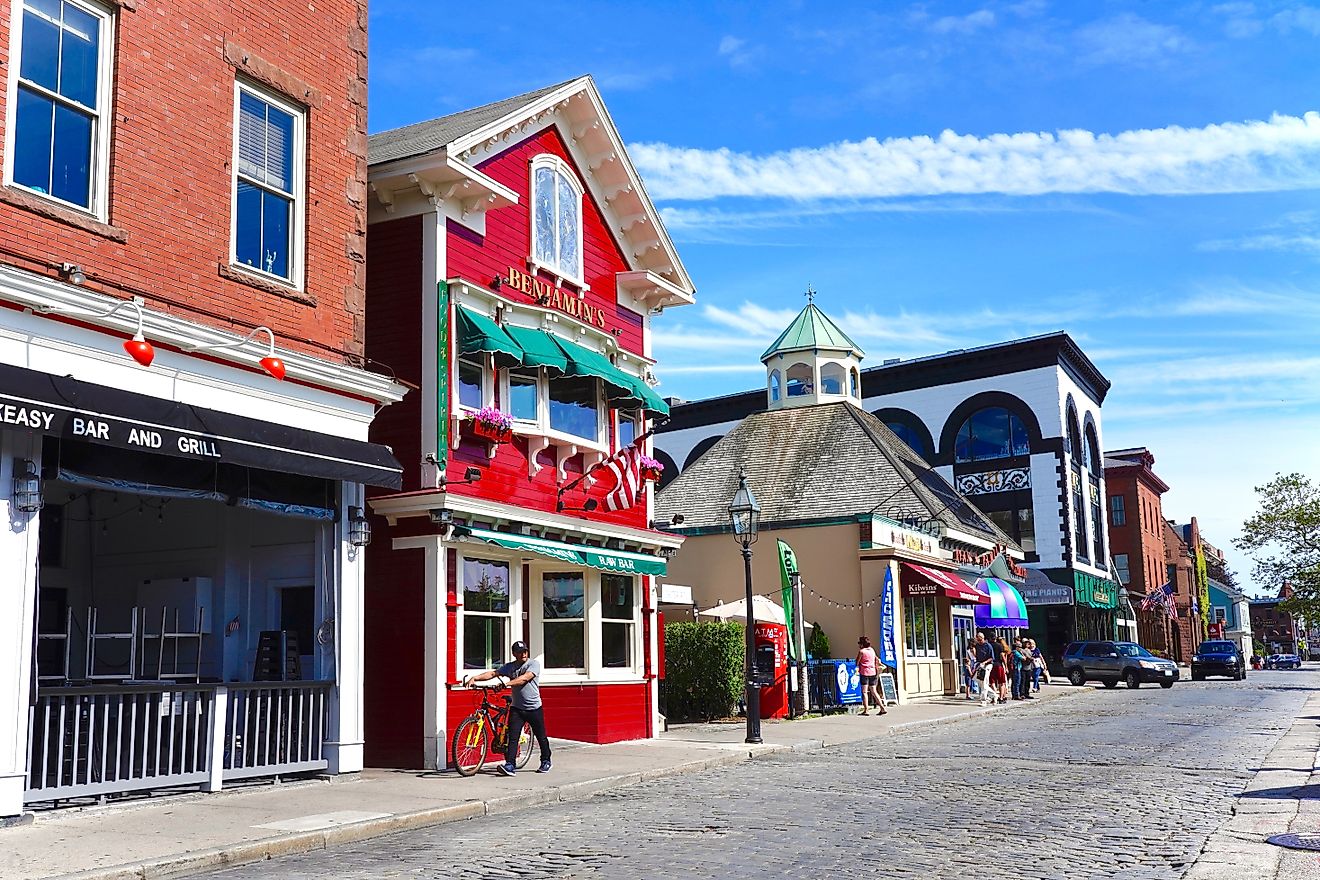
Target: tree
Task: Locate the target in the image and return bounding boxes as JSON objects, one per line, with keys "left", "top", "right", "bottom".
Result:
{"left": 1236, "top": 472, "right": 1320, "bottom": 622}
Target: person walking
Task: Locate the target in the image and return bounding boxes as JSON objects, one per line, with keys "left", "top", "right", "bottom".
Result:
{"left": 462, "top": 641, "right": 552, "bottom": 775}
{"left": 963, "top": 641, "right": 979, "bottom": 700}
{"left": 974, "top": 632, "right": 997, "bottom": 707}
{"left": 1028, "top": 638, "right": 1047, "bottom": 691}
{"left": 992, "top": 637, "right": 1011, "bottom": 703}
{"left": 856, "top": 636, "right": 887, "bottom": 715}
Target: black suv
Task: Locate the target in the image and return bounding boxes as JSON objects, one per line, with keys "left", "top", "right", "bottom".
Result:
{"left": 1062, "top": 641, "right": 1179, "bottom": 689}
{"left": 1191, "top": 641, "right": 1246, "bottom": 680}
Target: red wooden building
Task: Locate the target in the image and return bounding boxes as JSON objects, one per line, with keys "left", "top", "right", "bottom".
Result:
{"left": 364, "top": 77, "right": 694, "bottom": 769}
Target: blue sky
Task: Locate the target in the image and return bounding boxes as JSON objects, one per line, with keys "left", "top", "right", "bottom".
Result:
{"left": 370, "top": 1, "right": 1320, "bottom": 593}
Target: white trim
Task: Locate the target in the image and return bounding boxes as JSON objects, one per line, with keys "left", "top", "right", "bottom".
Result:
{"left": 4, "top": 0, "right": 115, "bottom": 220}
{"left": 229, "top": 78, "right": 307, "bottom": 290}
{"left": 528, "top": 154, "right": 585, "bottom": 287}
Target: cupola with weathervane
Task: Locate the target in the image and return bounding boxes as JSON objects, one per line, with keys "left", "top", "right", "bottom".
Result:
{"left": 761, "top": 288, "right": 865, "bottom": 410}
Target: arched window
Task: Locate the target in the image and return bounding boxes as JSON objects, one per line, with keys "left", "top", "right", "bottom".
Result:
{"left": 530, "top": 155, "right": 583, "bottom": 282}
{"left": 1066, "top": 404, "right": 1082, "bottom": 463}
{"left": 850, "top": 367, "right": 860, "bottom": 398}
{"left": 886, "top": 422, "right": 929, "bottom": 458}
{"left": 820, "top": 363, "right": 845, "bottom": 395}
{"left": 769, "top": 369, "right": 781, "bottom": 402}
{"left": 1084, "top": 423, "right": 1100, "bottom": 472}
{"left": 786, "top": 364, "right": 812, "bottom": 397}
{"left": 954, "top": 407, "right": 1030, "bottom": 462}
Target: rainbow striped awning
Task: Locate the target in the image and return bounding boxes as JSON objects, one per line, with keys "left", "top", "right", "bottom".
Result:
{"left": 973, "top": 577, "right": 1029, "bottom": 628}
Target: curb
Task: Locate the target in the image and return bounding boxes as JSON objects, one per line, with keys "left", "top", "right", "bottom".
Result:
{"left": 45, "top": 687, "right": 1083, "bottom": 880}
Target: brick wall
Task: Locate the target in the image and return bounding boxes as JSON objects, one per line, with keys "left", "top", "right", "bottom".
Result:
{"left": 0, "top": 0, "right": 369, "bottom": 361}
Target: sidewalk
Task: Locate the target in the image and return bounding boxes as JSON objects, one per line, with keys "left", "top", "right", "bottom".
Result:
{"left": 2, "top": 684, "right": 1076, "bottom": 880}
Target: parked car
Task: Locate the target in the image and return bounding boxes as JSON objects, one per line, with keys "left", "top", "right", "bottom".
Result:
{"left": 1062, "top": 641, "right": 1179, "bottom": 689}
{"left": 1272, "top": 653, "right": 1303, "bottom": 670}
{"left": 1191, "top": 640, "right": 1247, "bottom": 681}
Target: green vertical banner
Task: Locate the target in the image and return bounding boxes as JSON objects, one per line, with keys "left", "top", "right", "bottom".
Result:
{"left": 777, "top": 539, "right": 799, "bottom": 660}
{"left": 436, "top": 281, "right": 450, "bottom": 465}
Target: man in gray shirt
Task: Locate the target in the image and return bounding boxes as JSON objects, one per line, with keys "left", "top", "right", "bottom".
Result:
{"left": 464, "top": 641, "right": 551, "bottom": 775}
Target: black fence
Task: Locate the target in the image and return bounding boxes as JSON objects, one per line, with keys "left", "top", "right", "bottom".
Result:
{"left": 806, "top": 662, "right": 846, "bottom": 713}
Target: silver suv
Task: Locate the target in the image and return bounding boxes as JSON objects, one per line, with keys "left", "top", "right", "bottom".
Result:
{"left": 1063, "top": 641, "right": 1179, "bottom": 689}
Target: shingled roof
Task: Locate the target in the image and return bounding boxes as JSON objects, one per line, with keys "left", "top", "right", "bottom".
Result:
{"left": 369, "top": 78, "right": 582, "bottom": 166}
{"left": 655, "top": 402, "right": 1016, "bottom": 547}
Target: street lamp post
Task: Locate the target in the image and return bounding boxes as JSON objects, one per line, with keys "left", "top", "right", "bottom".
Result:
{"left": 729, "top": 470, "right": 762, "bottom": 745}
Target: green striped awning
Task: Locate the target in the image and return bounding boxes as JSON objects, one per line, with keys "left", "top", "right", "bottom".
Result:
{"left": 503, "top": 325, "right": 570, "bottom": 373}
{"left": 456, "top": 526, "right": 667, "bottom": 576}
{"left": 455, "top": 307, "right": 522, "bottom": 367}
{"left": 548, "top": 334, "right": 669, "bottom": 417}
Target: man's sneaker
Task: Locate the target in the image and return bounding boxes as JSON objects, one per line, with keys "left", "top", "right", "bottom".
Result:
{"left": 496, "top": 763, "right": 516, "bottom": 777}
{"left": 536, "top": 760, "right": 552, "bottom": 773}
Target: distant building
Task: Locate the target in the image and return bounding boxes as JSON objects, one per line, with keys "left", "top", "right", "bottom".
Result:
{"left": 1104, "top": 448, "right": 1175, "bottom": 654}
{"left": 1250, "top": 585, "right": 1298, "bottom": 654}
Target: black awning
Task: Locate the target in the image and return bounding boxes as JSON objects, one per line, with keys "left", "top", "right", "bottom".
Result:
{"left": 0, "top": 362, "right": 402, "bottom": 489}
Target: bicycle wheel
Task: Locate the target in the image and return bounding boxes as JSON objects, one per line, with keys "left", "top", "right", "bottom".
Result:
{"left": 513, "top": 722, "right": 534, "bottom": 769}
{"left": 451, "top": 714, "right": 488, "bottom": 777}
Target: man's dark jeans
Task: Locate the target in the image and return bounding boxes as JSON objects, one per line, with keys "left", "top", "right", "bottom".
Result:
{"left": 505, "top": 704, "right": 551, "bottom": 766}
{"left": 1016, "top": 665, "right": 1034, "bottom": 698}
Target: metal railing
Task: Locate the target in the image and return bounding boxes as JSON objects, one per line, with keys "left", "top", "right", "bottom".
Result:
{"left": 25, "top": 681, "right": 332, "bottom": 805}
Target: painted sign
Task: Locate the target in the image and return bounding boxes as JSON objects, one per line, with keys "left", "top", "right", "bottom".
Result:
{"left": 503, "top": 266, "right": 609, "bottom": 330}
{"left": 952, "top": 544, "right": 1028, "bottom": 579}
{"left": 437, "top": 281, "right": 450, "bottom": 464}
{"left": 1020, "top": 583, "right": 1073, "bottom": 606}
{"left": 879, "top": 567, "right": 898, "bottom": 668}
{"left": 878, "top": 671, "right": 898, "bottom": 705}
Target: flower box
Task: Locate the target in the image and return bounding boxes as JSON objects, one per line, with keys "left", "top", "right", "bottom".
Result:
{"left": 638, "top": 455, "right": 664, "bottom": 482}
{"left": 466, "top": 406, "right": 514, "bottom": 445}
{"left": 640, "top": 466, "right": 663, "bottom": 482}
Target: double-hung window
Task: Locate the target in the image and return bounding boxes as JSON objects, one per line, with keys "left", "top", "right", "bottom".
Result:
{"left": 456, "top": 357, "right": 486, "bottom": 410}
{"left": 1109, "top": 494, "right": 1126, "bottom": 526}
{"left": 548, "top": 375, "right": 601, "bottom": 442}
{"left": 9, "top": 0, "right": 112, "bottom": 215}
{"left": 542, "top": 572, "right": 585, "bottom": 670}
{"left": 600, "top": 575, "right": 636, "bottom": 669}
{"left": 462, "top": 558, "right": 511, "bottom": 670}
{"left": 233, "top": 81, "right": 304, "bottom": 284}
{"left": 530, "top": 155, "right": 583, "bottom": 284}
{"left": 507, "top": 367, "right": 540, "bottom": 423}
{"left": 615, "top": 409, "right": 639, "bottom": 450}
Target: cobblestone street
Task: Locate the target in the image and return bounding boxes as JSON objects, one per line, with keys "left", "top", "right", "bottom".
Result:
{"left": 207, "top": 670, "right": 1318, "bottom": 879}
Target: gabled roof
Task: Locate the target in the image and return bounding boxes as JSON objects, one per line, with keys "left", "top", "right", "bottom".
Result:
{"left": 655, "top": 401, "right": 1015, "bottom": 548}
{"left": 760, "top": 303, "right": 864, "bottom": 361}
{"left": 367, "top": 76, "right": 694, "bottom": 303}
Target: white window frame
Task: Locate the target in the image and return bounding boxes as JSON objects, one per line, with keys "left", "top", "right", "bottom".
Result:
{"left": 536, "top": 567, "right": 588, "bottom": 675}
{"left": 229, "top": 78, "right": 306, "bottom": 288}
{"left": 614, "top": 408, "right": 640, "bottom": 452}
{"left": 903, "top": 594, "right": 939, "bottom": 658}
{"left": 596, "top": 572, "right": 640, "bottom": 677}
{"left": 502, "top": 364, "right": 542, "bottom": 425}
{"left": 455, "top": 354, "right": 490, "bottom": 414}
{"left": 4, "top": 0, "right": 115, "bottom": 219}
{"left": 1114, "top": 553, "right": 1130, "bottom": 585}
{"left": 457, "top": 554, "right": 517, "bottom": 671}
{"left": 528, "top": 153, "right": 584, "bottom": 286}
{"left": 530, "top": 564, "right": 643, "bottom": 682}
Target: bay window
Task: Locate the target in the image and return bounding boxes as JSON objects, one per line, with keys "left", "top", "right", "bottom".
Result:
{"left": 548, "top": 375, "right": 601, "bottom": 442}
{"left": 600, "top": 575, "right": 635, "bottom": 669}
{"left": 507, "top": 367, "right": 540, "bottom": 422}
{"left": 542, "top": 572, "right": 585, "bottom": 670}
{"left": 462, "top": 558, "right": 512, "bottom": 670}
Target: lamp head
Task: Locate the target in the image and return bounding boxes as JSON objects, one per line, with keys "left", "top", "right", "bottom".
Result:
{"left": 728, "top": 470, "right": 760, "bottom": 544}
{"left": 124, "top": 332, "right": 155, "bottom": 367}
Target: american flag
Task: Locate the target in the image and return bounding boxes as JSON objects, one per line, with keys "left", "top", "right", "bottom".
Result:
{"left": 603, "top": 442, "right": 644, "bottom": 512}
{"left": 1141, "top": 582, "right": 1178, "bottom": 620}
{"left": 225, "top": 615, "right": 241, "bottom": 636}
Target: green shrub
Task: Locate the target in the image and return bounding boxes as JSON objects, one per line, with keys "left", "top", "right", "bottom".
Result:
{"left": 806, "top": 622, "right": 831, "bottom": 659}
{"left": 663, "top": 621, "right": 744, "bottom": 722}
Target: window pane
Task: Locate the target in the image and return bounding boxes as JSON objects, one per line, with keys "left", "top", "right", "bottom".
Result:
{"left": 556, "top": 172, "right": 578, "bottom": 277}
{"left": 545, "top": 621, "right": 584, "bottom": 668}
{"left": 602, "top": 623, "right": 631, "bottom": 668}
{"left": 542, "top": 573, "right": 584, "bottom": 619}
{"left": 533, "top": 167, "right": 555, "bottom": 265}
{"left": 1018, "top": 507, "right": 1035, "bottom": 553}
{"left": 616, "top": 411, "right": 637, "bottom": 448}
{"left": 543, "top": 571, "right": 585, "bottom": 669}
{"left": 820, "top": 364, "right": 844, "bottom": 394}
{"left": 59, "top": 3, "right": 99, "bottom": 108}
{"left": 235, "top": 181, "right": 263, "bottom": 269}
{"left": 887, "top": 422, "right": 926, "bottom": 457}
{"left": 13, "top": 88, "right": 55, "bottom": 193}
{"left": 261, "top": 190, "right": 291, "bottom": 277}
{"left": 238, "top": 92, "right": 268, "bottom": 181}
{"left": 458, "top": 359, "right": 483, "bottom": 409}
{"left": 769, "top": 370, "right": 781, "bottom": 402}
{"left": 463, "top": 614, "right": 507, "bottom": 670}
{"left": 1010, "top": 414, "right": 1030, "bottom": 456}
{"left": 508, "top": 369, "right": 539, "bottom": 421}
{"left": 786, "top": 364, "right": 812, "bottom": 396}
{"left": 463, "top": 557, "right": 510, "bottom": 613}
{"left": 20, "top": 8, "right": 60, "bottom": 93}
{"left": 850, "top": 368, "right": 859, "bottom": 397}
{"left": 549, "top": 376, "right": 598, "bottom": 440}
{"left": 954, "top": 420, "right": 972, "bottom": 462}
{"left": 601, "top": 575, "right": 633, "bottom": 620}
{"left": 266, "top": 104, "right": 295, "bottom": 193}
{"left": 971, "top": 408, "right": 1010, "bottom": 459}
{"left": 50, "top": 102, "right": 91, "bottom": 207}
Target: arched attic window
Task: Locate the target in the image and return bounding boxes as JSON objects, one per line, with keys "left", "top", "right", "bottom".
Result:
{"left": 850, "top": 367, "right": 860, "bottom": 397}
{"left": 786, "top": 363, "right": 812, "bottom": 397}
{"left": 769, "top": 369, "right": 782, "bottom": 402}
{"left": 820, "top": 363, "right": 845, "bottom": 394}
{"left": 530, "top": 155, "right": 583, "bottom": 283}
{"left": 954, "top": 407, "right": 1030, "bottom": 463}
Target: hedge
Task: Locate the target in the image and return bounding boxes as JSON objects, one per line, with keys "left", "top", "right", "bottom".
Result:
{"left": 663, "top": 621, "right": 744, "bottom": 722}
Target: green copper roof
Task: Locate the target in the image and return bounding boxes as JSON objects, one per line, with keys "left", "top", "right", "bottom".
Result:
{"left": 760, "top": 303, "right": 865, "bottom": 361}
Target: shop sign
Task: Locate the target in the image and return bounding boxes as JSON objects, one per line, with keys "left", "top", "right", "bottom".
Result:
{"left": 1020, "top": 583, "right": 1073, "bottom": 606}
{"left": 887, "top": 528, "right": 934, "bottom": 554}
{"left": 951, "top": 544, "right": 1027, "bottom": 579}
{"left": 503, "top": 266, "right": 609, "bottom": 330}
{"left": 1072, "top": 572, "right": 1120, "bottom": 610}
{"left": 903, "top": 581, "right": 939, "bottom": 597}
{"left": 0, "top": 395, "right": 223, "bottom": 461}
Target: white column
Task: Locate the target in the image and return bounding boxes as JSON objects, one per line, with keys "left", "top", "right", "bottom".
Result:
{"left": 648, "top": 577, "right": 661, "bottom": 737}
{"left": 0, "top": 433, "right": 41, "bottom": 817}
{"left": 394, "top": 535, "right": 446, "bottom": 769}
{"left": 325, "top": 484, "right": 366, "bottom": 774}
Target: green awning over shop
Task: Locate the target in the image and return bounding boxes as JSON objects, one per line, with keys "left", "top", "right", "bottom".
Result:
{"left": 457, "top": 526, "right": 667, "bottom": 576}
{"left": 548, "top": 334, "right": 669, "bottom": 417}
{"left": 503, "top": 325, "right": 570, "bottom": 373}
{"left": 1073, "top": 571, "right": 1120, "bottom": 609}
{"left": 455, "top": 307, "right": 522, "bottom": 367}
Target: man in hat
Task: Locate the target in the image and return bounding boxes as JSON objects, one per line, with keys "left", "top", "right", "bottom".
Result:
{"left": 463, "top": 641, "right": 551, "bottom": 775}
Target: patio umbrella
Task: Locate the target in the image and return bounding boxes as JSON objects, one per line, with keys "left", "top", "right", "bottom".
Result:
{"left": 973, "top": 577, "right": 1029, "bottom": 629}
{"left": 698, "top": 595, "right": 813, "bottom": 628}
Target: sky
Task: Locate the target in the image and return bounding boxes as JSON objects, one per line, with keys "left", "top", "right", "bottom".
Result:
{"left": 369, "top": 1, "right": 1320, "bottom": 595}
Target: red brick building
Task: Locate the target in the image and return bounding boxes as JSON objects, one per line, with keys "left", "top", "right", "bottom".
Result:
{"left": 363, "top": 78, "right": 694, "bottom": 769}
{"left": 1103, "top": 448, "right": 1175, "bottom": 654}
{"left": 0, "top": 0, "right": 405, "bottom": 816}
{"left": 1163, "top": 520, "right": 1205, "bottom": 664}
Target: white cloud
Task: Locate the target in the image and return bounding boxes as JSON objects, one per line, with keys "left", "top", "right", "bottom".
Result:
{"left": 1075, "top": 13, "right": 1194, "bottom": 67}
{"left": 717, "top": 35, "right": 760, "bottom": 68}
{"left": 1199, "top": 233, "right": 1320, "bottom": 255}
{"left": 931, "top": 10, "right": 996, "bottom": 35}
{"left": 630, "top": 112, "right": 1320, "bottom": 201}
{"left": 1273, "top": 5, "right": 1320, "bottom": 35}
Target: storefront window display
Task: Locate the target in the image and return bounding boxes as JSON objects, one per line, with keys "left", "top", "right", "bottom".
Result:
{"left": 905, "top": 595, "right": 939, "bottom": 657}
{"left": 462, "top": 557, "right": 511, "bottom": 669}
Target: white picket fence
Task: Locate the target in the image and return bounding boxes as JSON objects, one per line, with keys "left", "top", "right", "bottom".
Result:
{"left": 25, "top": 681, "right": 332, "bottom": 804}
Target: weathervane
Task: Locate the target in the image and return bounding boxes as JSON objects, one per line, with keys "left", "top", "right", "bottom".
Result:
{"left": 804, "top": 284, "right": 816, "bottom": 305}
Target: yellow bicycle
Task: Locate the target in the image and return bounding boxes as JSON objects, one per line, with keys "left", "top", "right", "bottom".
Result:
{"left": 451, "top": 683, "right": 533, "bottom": 776}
